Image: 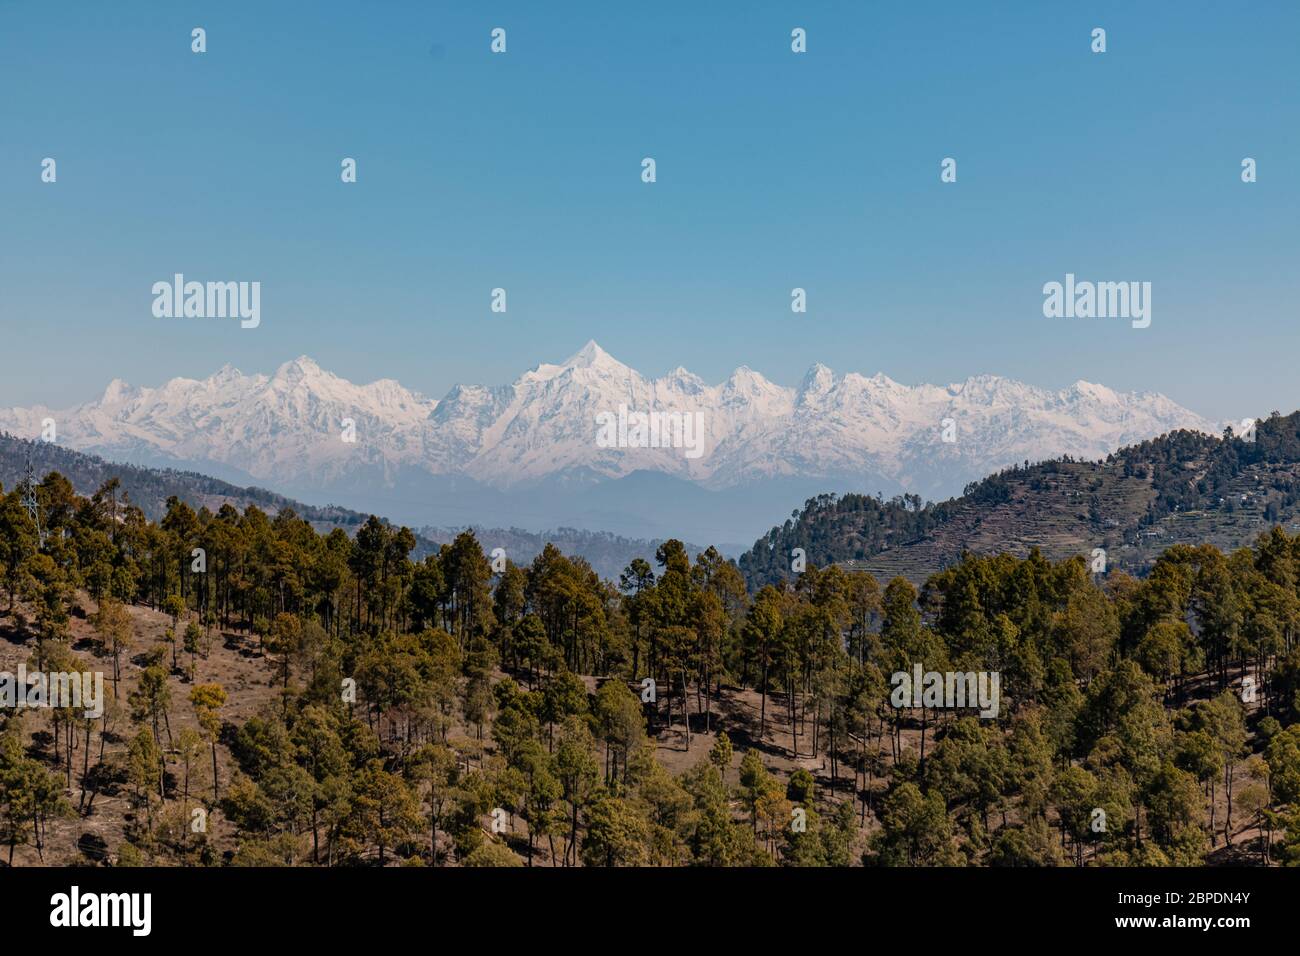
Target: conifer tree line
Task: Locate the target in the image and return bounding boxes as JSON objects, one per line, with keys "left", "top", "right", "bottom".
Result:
{"left": 2, "top": 469, "right": 1300, "bottom": 866}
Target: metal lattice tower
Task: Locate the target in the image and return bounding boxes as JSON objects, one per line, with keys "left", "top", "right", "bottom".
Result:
{"left": 19, "top": 454, "right": 47, "bottom": 549}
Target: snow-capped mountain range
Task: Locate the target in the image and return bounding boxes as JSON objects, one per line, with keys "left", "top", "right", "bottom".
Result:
{"left": 0, "top": 342, "right": 1217, "bottom": 546}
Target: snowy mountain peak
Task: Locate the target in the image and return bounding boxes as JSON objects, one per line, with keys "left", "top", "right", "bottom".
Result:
{"left": 100, "top": 378, "right": 140, "bottom": 405}
{"left": 724, "top": 365, "right": 774, "bottom": 390}
{"left": 0, "top": 347, "right": 1219, "bottom": 509}
{"left": 564, "top": 340, "right": 620, "bottom": 370}
{"left": 1066, "top": 379, "right": 1121, "bottom": 402}
{"left": 272, "top": 355, "right": 326, "bottom": 383}
{"left": 795, "top": 361, "right": 837, "bottom": 400}
{"left": 662, "top": 366, "right": 707, "bottom": 393}
{"left": 204, "top": 362, "right": 249, "bottom": 386}
{"left": 798, "top": 363, "right": 837, "bottom": 397}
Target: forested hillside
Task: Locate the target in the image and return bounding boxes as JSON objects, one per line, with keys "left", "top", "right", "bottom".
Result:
{"left": 2, "top": 467, "right": 1299, "bottom": 866}
{"left": 418, "top": 524, "right": 704, "bottom": 583}
{"left": 0, "top": 432, "right": 368, "bottom": 532}
{"left": 740, "top": 412, "right": 1300, "bottom": 588}
{"left": 0, "top": 433, "right": 686, "bottom": 581}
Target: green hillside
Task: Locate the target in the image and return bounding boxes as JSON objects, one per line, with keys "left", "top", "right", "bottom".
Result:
{"left": 740, "top": 412, "right": 1300, "bottom": 588}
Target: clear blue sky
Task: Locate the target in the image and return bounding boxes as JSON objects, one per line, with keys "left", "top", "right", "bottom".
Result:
{"left": 2, "top": 1, "right": 1297, "bottom": 422}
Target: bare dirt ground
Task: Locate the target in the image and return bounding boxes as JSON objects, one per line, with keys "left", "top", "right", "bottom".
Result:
{"left": 0, "top": 595, "right": 277, "bottom": 866}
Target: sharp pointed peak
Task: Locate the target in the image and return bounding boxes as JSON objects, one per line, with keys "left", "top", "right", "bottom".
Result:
{"left": 206, "top": 362, "right": 246, "bottom": 382}
{"left": 272, "top": 355, "right": 327, "bottom": 380}
{"left": 799, "top": 362, "right": 836, "bottom": 391}
{"left": 562, "top": 340, "right": 624, "bottom": 370}
{"left": 100, "top": 377, "right": 141, "bottom": 402}
{"left": 664, "top": 364, "right": 703, "bottom": 381}
{"left": 724, "top": 365, "right": 779, "bottom": 391}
